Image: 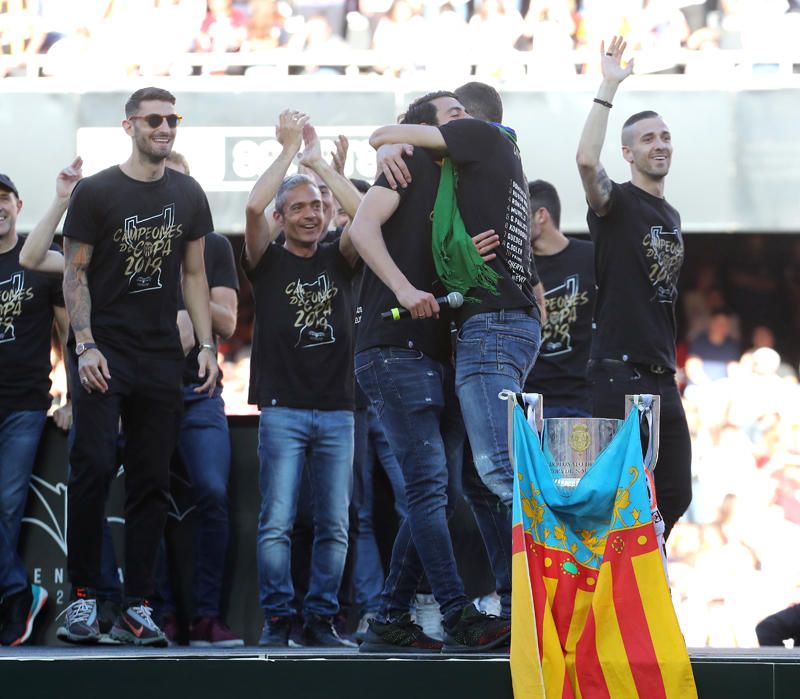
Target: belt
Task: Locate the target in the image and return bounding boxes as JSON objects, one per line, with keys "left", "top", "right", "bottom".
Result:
{"left": 591, "top": 358, "right": 673, "bottom": 375}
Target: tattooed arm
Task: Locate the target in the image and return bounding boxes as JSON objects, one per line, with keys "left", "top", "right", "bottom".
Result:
{"left": 576, "top": 36, "right": 633, "bottom": 217}
{"left": 63, "top": 238, "right": 110, "bottom": 393}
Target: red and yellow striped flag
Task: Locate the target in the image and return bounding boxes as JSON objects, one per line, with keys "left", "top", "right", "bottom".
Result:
{"left": 510, "top": 405, "right": 696, "bottom": 698}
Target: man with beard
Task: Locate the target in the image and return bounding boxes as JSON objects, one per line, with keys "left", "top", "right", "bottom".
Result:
{"left": 576, "top": 36, "right": 691, "bottom": 539}
{"left": 350, "top": 92, "right": 513, "bottom": 654}
{"left": 57, "top": 87, "right": 218, "bottom": 645}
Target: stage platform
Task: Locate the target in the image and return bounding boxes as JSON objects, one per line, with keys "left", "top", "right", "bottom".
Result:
{"left": 1, "top": 646, "right": 798, "bottom": 699}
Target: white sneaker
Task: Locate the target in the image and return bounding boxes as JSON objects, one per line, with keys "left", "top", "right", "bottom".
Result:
{"left": 472, "top": 591, "right": 502, "bottom": 617}
{"left": 412, "top": 593, "right": 443, "bottom": 641}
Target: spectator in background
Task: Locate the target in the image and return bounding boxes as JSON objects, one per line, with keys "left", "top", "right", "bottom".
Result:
{"left": 371, "top": 0, "right": 426, "bottom": 76}
{"left": 516, "top": 0, "right": 576, "bottom": 75}
{"left": 195, "top": 0, "right": 249, "bottom": 73}
{"left": 629, "top": 0, "right": 690, "bottom": 74}
{"left": 467, "top": 0, "right": 524, "bottom": 80}
{"left": 243, "top": 0, "right": 287, "bottom": 52}
{"left": 756, "top": 603, "right": 800, "bottom": 647}
{"left": 685, "top": 308, "right": 740, "bottom": 386}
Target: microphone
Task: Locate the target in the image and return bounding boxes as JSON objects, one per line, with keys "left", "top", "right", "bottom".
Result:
{"left": 381, "top": 291, "right": 464, "bottom": 321}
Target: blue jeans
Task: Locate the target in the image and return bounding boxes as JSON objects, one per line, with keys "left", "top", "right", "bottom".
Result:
{"left": 177, "top": 385, "right": 231, "bottom": 618}
{"left": 456, "top": 311, "right": 541, "bottom": 507}
{"left": 457, "top": 445, "right": 513, "bottom": 618}
{"left": 355, "top": 347, "right": 469, "bottom": 623}
{"left": 353, "top": 405, "right": 408, "bottom": 614}
{"left": 0, "top": 410, "right": 46, "bottom": 597}
{"left": 257, "top": 407, "right": 353, "bottom": 617}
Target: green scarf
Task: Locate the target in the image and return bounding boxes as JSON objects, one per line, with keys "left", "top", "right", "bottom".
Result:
{"left": 431, "top": 157, "right": 500, "bottom": 302}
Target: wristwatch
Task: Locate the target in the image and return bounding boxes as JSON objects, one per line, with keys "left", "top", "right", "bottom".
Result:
{"left": 198, "top": 342, "right": 215, "bottom": 353}
{"left": 75, "top": 342, "right": 98, "bottom": 356}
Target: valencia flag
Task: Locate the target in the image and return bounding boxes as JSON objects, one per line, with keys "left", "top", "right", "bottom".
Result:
{"left": 510, "top": 404, "right": 696, "bottom": 698}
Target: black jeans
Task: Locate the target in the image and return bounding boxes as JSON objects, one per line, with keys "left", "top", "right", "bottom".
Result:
{"left": 587, "top": 359, "right": 692, "bottom": 540}
{"left": 68, "top": 347, "right": 183, "bottom": 599}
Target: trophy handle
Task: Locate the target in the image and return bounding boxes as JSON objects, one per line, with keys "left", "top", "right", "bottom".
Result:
{"left": 625, "top": 394, "right": 661, "bottom": 473}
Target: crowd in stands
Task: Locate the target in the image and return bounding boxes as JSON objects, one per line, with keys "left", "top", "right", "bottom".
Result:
{"left": 667, "top": 235, "right": 800, "bottom": 647}
{"left": 2, "top": 0, "right": 800, "bottom": 79}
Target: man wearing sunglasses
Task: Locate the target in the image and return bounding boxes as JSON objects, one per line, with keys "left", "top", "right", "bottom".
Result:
{"left": 57, "top": 87, "right": 218, "bottom": 646}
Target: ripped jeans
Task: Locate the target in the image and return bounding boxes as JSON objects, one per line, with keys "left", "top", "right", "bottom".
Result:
{"left": 355, "top": 347, "right": 469, "bottom": 622}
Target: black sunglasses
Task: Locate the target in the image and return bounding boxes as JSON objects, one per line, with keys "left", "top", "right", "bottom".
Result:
{"left": 129, "top": 113, "right": 183, "bottom": 128}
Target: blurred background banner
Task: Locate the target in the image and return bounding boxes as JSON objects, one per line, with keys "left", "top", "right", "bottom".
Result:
{"left": 1, "top": 84, "right": 799, "bottom": 234}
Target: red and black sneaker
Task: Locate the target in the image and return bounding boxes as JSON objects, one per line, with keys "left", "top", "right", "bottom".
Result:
{"left": 442, "top": 603, "right": 511, "bottom": 653}
{"left": 110, "top": 600, "right": 168, "bottom": 647}
{"left": 358, "top": 613, "right": 443, "bottom": 654}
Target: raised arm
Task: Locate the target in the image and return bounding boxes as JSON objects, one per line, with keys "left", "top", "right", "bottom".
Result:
{"left": 299, "top": 123, "right": 362, "bottom": 220}
{"left": 20, "top": 157, "right": 83, "bottom": 273}
{"left": 576, "top": 36, "right": 634, "bottom": 216}
{"left": 244, "top": 109, "right": 309, "bottom": 268}
{"left": 369, "top": 124, "right": 447, "bottom": 152}
{"left": 348, "top": 187, "right": 439, "bottom": 319}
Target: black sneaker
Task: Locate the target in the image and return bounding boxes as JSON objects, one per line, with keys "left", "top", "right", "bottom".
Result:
{"left": 259, "top": 615, "right": 291, "bottom": 647}
{"left": 110, "top": 601, "right": 167, "bottom": 647}
{"left": 0, "top": 584, "right": 48, "bottom": 646}
{"left": 56, "top": 589, "right": 101, "bottom": 644}
{"left": 302, "top": 614, "right": 357, "bottom": 648}
{"left": 442, "top": 603, "right": 511, "bottom": 653}
{"left": 359, "top": 613, "right": 443, "bottom": 654}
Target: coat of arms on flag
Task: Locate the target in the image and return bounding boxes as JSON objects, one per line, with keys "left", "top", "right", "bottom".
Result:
{"left": 509, "top": 397, "right": 697, "bottom": 698}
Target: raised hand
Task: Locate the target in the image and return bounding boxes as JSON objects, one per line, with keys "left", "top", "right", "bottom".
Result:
{"left": 331, "top": 135, "right": 348, "bottom": 174}
{"left": 276, "top": 109, "right": 310, "bottom": 153}
{"left": 600, "top": 36, "right": 634, "bottom": 84}
{"left": 299, "top": 122, "right": 323, "bottom": 168}
{"left": 56, "top": 156, "right": 83, "bottom": 199}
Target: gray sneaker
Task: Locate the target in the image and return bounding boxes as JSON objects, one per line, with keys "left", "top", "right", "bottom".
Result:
{"left": 56, "top": 595, "right": 101, "bottom": 644}
{"left": 110, "top": 601, "right": 167, "bottom": 647}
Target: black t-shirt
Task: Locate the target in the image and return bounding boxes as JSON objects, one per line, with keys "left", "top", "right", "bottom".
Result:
{"left": 62, "top": 166, "right": 213, "bottom": 358}
{"left": 525, "top": 239, "right": 595, "bottom": 410}
{"left": 438, "top": 118, "right": 539, "bottom": 323}
{"left": 246, "top": 241, "right": 356, "bottom": 410}
{"left": 588, "top": 181, "right": 684, "bottom": 369}
{"left": 0, "top": 237, "right": 64, "bottom": 411}
{"left": 355, "top": 148, "right": 453, "bottom": 364}
{"left": 181, "top": 232, "right": 239, "bottom": 386}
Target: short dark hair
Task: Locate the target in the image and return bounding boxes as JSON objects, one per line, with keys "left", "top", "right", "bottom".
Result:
{"left": 454, "top": 82, "right": 503, "bottom": 123}
{"left": 275, "top": 174, "right": 319, "bottom": 213}
{"left": 399, "top": 90, "right": 458, "bottom": 126}
{"left": 125, "top": 87, "right": 176, "bottom": 118}
{"left": 621, "top": 110, "right": 661, "bottom": 145}
{"left": 528, "top": 180, "right": 561, "bottom": 229}
{"left": 622, "top": 110, "right": 660, "bottom": 131}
